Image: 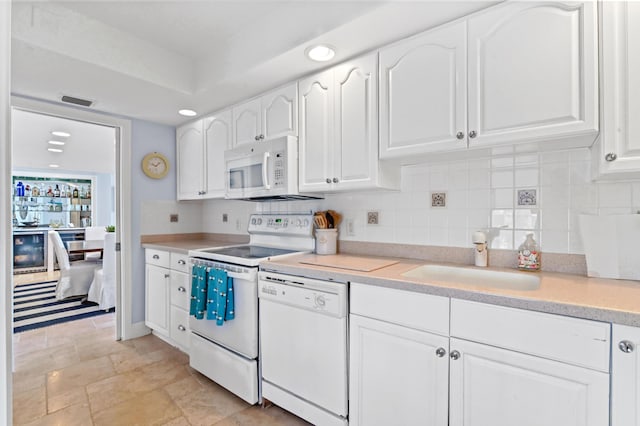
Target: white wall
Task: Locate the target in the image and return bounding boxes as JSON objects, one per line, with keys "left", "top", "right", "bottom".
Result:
{"left": 202, "top": 147, "right": 640, "bottom": 255}
{"left": 1, "top": 2, "right": 11, "bottom": 424}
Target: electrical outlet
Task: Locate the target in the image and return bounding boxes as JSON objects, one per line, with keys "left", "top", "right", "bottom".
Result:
{"left": 169, "top": 214, "right": 178, "bottom": 223}
{"left": 367, "top": 211, "right": 379, "bottom": 225}
{"left": 347, "top": 219, "right": 356, "bottom": 236}
{"left": 222, "top": 213, "right": 228, "bottom": 223}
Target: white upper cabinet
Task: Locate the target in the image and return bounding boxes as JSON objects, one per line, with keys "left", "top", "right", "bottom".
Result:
{"left": 232, "top": 83, "right": 297, "bottom": 146}
{"left": 176, "top": 120, "right": 205, "bottom": 200}
{"left": 380, "top": 1, "right": 598, "bottom": 162}
{"left": 299, "top": 52, "right": 400, "bottom": 193}
{"left": 594, "top": 1, "right": 640, "bottom": 179}
{"left": 380, "top": 21, "right": 468, "bottom": 159}
{"left": 176, "top": 109, "right": 231, "bottom": 200}
{"left": 467, "top": 1, "right": 598, "bottom": 148}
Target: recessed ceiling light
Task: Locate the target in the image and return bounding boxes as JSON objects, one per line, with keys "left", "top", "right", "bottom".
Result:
{"left": 305, "top": 44, "right": 336, "bottom": 62}
{"left": 49, "top": 164, "right": 60, "bottom": 168}
{"left": 178, "top": 109, "right": 197, "bottom": 117}
{"left": 51, "top": 131, "right": 70, "bottom": 137}
{"left": 48, "top": 140, "right": 66, "bottom": 146}
{"left": 48, "top": 148, "right": 63, "bottom": 153}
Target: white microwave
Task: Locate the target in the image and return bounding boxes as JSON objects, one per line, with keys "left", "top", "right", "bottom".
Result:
{"left": 224, "top": 136, "right": 322, "bottom": 201}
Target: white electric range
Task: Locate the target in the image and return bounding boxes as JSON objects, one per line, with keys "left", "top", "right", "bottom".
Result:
{"left": 187, "top": 213, "right": 315, "bottom": 404}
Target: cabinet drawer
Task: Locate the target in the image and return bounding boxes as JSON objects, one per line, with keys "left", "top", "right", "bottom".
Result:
{"left": 170, "top": 270, "right": 190, "bottom": 311}
{"left": 350, "top": 283, "right": 449, "bottom": 336}
{"left": 170, "top": 305, "right": 190, "bottom": 350}
{"left": 171, "top": 252, "right": 190, "bottom": 273}
{"left": 451, "top": 299, "right": 611, "bottom": 372}
{"left": 145, "top": 249, "right": 170, "bottom": 268}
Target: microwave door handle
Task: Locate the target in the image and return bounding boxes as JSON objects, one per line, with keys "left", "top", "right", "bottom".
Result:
{"left": 262, "top": 152, "right": 271, "bottom": 189}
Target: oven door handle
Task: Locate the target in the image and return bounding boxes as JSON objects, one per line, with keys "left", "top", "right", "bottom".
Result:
{"left": 262, "top": 151, "right": 271, "bottom": 190}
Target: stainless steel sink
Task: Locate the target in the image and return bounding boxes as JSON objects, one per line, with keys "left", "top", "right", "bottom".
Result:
{"left": 401, "top": 264, "right": 541, "bottom": 291}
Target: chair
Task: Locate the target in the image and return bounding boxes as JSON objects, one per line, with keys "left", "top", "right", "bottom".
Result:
{"left": 84, "top": 226, "right": 106, "bottom": 261}
{"left": 87, "top": 232, "right": 116, "bottom": 310}
{"left": 48, "top": 230, "right": 102, "bottom": 300}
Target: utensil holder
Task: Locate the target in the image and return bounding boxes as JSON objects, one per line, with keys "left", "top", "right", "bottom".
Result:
{"left": 315, "top": 229, "right": 338, "bottom": 255}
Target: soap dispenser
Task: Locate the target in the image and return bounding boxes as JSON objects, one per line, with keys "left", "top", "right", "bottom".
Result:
{"left": 518, "top": 233, "right": 541, "bottom": 271}
{"left": 472, "top": 231, "right": 488, "bottom": 267}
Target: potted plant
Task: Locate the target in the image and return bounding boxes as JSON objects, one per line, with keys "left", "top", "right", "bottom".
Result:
{"left": 105, "top": 225, "right": 115, "bottom": 233}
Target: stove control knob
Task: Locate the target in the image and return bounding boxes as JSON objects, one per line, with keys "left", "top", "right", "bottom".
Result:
{"left": 315, "top": 295, "right": 326, "bottom": 308}
{"left": 257, "top": 218, "right": 263, "bottom": 225}
{"left": 295, "top": 219, "right": 302, "bottom": 227}
{"left": 303, "top": 219, "right": 310, "bottom": 227}
{"left": 251, "top": 218, "right": 256, "bottom": 225}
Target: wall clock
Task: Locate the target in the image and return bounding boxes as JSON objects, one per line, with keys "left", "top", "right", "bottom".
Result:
{"left": 141, "top": 152, "right": 170, "bottom": 179}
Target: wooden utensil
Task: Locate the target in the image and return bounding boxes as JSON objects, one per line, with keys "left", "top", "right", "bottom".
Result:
{"left": 314, "top": 213, "right": 327, "bottom": 229}
{"left": 327, "top": 210, "right": 342, "bottom": 227}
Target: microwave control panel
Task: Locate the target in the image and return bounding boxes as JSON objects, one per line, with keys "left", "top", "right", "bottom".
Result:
{"left": 272, "top": 151, "right": 286, "bottom": 187}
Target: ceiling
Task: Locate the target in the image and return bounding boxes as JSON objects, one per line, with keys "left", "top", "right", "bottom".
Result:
{"left": 12, "top": 108, "right": 116, "bottom": 174}
{"left": 10, "top": 0, "right": 497, "bottom": 127}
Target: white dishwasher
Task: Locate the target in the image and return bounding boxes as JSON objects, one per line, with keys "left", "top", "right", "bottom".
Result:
{"left": 258, "top": 271, "right": 348, "bottom": 426}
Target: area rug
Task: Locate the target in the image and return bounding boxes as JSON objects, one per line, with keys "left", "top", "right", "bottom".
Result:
{"left": 13, "top": 280, "right": 114, "bottom": 333}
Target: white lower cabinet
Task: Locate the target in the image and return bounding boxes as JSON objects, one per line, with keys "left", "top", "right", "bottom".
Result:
{"left": 349, "top": 284, "right": 611, "bottom": 426}
{"left": 145, "top": 249, "right": 191, "bottom": 352}
{"left": 349, "top": 315, "right": 449, "bottom": 426}
{"left": 611, "top": 324, "right": 640, "bottom": 426}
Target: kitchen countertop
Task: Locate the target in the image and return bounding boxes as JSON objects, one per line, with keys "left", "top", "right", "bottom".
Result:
{"left": 261, "top": 253, "right": 640, "bottom": 327}
{"left": 141, "top": 233, "right": 249, "bottom": 255}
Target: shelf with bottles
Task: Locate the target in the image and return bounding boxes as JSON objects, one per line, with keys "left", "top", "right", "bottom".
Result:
{"left": 13, "top": 176, "right": 92, "bottom": 200}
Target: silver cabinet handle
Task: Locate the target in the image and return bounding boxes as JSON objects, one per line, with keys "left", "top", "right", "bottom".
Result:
{"left": 435, "top": 347, "right": 446, "bottom": 358}
{"left": 178, "top": 325, "right": 186, "bottom": 332}
{"left": 456, "top": 131, "right": 464, "bottom": 140}
{"left": 469, "top": 131, "right": 477, "bottom": 139}
{"left": 605, "top": 153, "right": 618, "bottom": 162}
{"left": 254, "top": 135, "right": 260, "bottom": 141}
{"left": 153, "top": 254, "right": 160, "bottom": 260}
{"left": 178, "top": 286, "right": 186, "bottom": 293}
{"left": 326, "top": 178, "right": 332, "bottom": 184}
{"left": 332, "top": 177, "right": 339, "bottom": 183}
{"left": 450, "top": 350, "right": 461, "bottom": 360}
{"left": 259, "top": 134, "right": 265, "bottom": 140}
{"left": 178, "top": 260, "right": 186, "bottom": 265}
{"left": 619, "top": 340, "right": 635, "bottom": 353}
{"left": 164, "top": 274, "right": 170, "bottom": 279}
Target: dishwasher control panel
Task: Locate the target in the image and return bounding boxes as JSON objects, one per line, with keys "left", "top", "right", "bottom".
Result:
{"left": 258, "top": 271, "right": 347, "bottom": 318}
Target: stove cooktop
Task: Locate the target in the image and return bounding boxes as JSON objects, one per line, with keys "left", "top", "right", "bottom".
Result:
{"left": 198, "top": 245, "right": 299, "bottom": 260}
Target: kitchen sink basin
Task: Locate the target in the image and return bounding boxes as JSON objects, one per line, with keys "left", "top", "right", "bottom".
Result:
{"left": 401, "top": 264, "right": 541, "bottom": 291}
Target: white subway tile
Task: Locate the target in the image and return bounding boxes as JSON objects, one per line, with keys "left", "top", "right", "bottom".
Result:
{"left": 491, "top": 157, "right": 514, "bottom": 168}
{"left": 515, "top": 154, "right": 539, "bottom": 166}
{"left": 447, "top": 190, "right": 468, "bottom": 209}
{"left": 491, "top": 169, "right": 514, "bottom": 188}
{"left": 569, "top": 148, "right": 591, "bottom": 163}
{"left": 598, "top": 182, "right": 632, "bottom": 208}
{"left": 468, "top": 209, "right": 490, "bottom": 229}
{"left": 569, "top": 161, "right": 592, "bottom": 185}
{"left": 540, "top": 150, "right": 570, "bottom": 164}
{"left": 429, "top": 227, "right": 449, "bottom": 246}
{"left": 514, "top": 209, "right": 540, "bottom": 230}
{"left": 540, "top": 185, "right": 570, "bottom": 208}
{"left": 449, "top": 168, "right": 469, "bottom": 190}
{"left": 468, "top": 188, "right": 491, "bottom": 209}
{"left": 491, "top": 209, "right": 514, "bottom": 229}
{"left": 515, "top": 168, "right": 539, "bottom": 187}
{"left": 449, "top": 227, "right": 470, "bottom": 248}
{"left": 540, "top": 164, "right": 570, "bottom": 186}
{"left": 491, "top": 229, "right": 513, "bottom": 249}
{"left": 540, "top": 208, "right": 568, "bottom": 231}
{"left": 468, "top": 169, "right": 491, "bottom": 189}
{"left": 540, "top": 230, "right": 569, "bottom": 254}
{"left": 492, "top": 188, "right": 514, "bottom": 209}
{"left": 570, "top": 185, "right": 598, "bottom": 210}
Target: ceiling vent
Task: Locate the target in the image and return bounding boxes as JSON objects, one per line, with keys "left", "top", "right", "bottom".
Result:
{"left": 61, "top": 95, "right": 93, "bottom": 107}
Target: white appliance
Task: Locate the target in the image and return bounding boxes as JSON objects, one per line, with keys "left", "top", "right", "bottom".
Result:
{"left": 187, "top": 213, "right": 315, "bottom": 405}
{"left": 224, "top": 135, "right": 322, "bottom": 201}
{"left": 258, "top": 271, "right": 349, "bottom": 426}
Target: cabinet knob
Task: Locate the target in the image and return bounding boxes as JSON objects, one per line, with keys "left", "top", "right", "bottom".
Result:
{"left": 164, "top": 274, "right": 170, "bottom": 279}
{"left": 469, "top": 130, "right": 477, "bottom": 139}
{"left": 260, "top": 134, "right": 265, "bottom": 140}
{"left": 326, "top": 178, "right": 332, "bottom": 184}
{"left": 605, "top": 152, "right": 618, "bottom": 162}
{"left": 178, "top": 286, "right": 186, "bottom": 293}
{"left": 178, "top": 325, "right": 186, "bottom": 332}
{"left": 456, "top": 131, "right": 464, "bottom": 140}
{"left": 153, "top": 254, "right": 160, "bottom": 260}
{"left": 435, "top": 347, "right": 446, "bottom": 358}
{"left": 619, "top": 340, "right": 635, "bottom": 353}
{"left": 178, "top": 260, "right": 186, "bottom": 265}
{"left": 254, "top": 135, "right": 260, "bottom": 141}
{"left": 450, "top": 350, "right": 461, "bottom": 360}
{"left": 332, "top": 177, "right": 339, "bottom": 183}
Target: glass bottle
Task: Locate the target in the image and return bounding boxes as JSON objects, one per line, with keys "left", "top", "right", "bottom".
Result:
{"left": 517, "top": 233, "right": 541, "bottom": 271}
{"left": 31, "top": 184, "right": 39, "bottom": 197}
{"left": 46, "top": 186, "right": 54, "bottom": 197}
{"left": 72, "top": 187, "right": 79, "bottom": 198}
{"left": 53, "top": 184, "right": 60, "bottom": 197}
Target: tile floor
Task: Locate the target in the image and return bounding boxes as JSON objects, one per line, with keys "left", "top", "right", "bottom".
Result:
{"left": 12, "top": 273, "right": 310, "bottom": 425}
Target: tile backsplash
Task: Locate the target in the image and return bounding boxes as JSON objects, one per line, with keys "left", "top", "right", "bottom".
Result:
{"left": 197, "top": 147, "right": 640, "bottom": 255}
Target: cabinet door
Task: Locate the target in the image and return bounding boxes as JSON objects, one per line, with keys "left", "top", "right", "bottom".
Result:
{"left": 379, "top": 20, "right": 467, "bottom": 159}
{"left": 203, "top": 109, "right": 232, "bottom": 198}
{"left": 232, "top": 98, "right": 261, "bottom": 146}
{"left": 333, "top": 52, "right": 378, "bottom": 190}
{"left": 449, "top": 338, "right": 609, "bottom": 426}
{"left": 612, "top": 324, "right": 640, "bottom": 426}
{"left": 261, "top": 83, "right": 297, "bottom": 140}
{"left": 349, "top": 314, "right": 449, "bottom": 426}
{"left": 170, "top": 305, "right": 190, "bottom": 351}
{"left": 298, "top": 69, "right": 334, "bottom": 192}
{"left": 145, "top": 264, "right": 170, "bottom": 335}
{"left": 467, "top": 1, "right": 598, "bottom": 148}
{"left": 597, "top": 1, "right": 640, "bottom": 178}
{"left": 176, "top": 120, "right": 204, "bottom": 200}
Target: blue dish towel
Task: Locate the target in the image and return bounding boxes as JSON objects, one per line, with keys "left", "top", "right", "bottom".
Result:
{"left": 206, "top": 268, "right": 235, "bottom": 325}
{"left": 189, "top": 264, "right": 207, "bottom": 319}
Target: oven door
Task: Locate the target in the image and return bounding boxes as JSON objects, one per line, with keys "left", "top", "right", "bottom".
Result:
{"left": 188, "top": 261, "right": 259, "bottom": 359}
